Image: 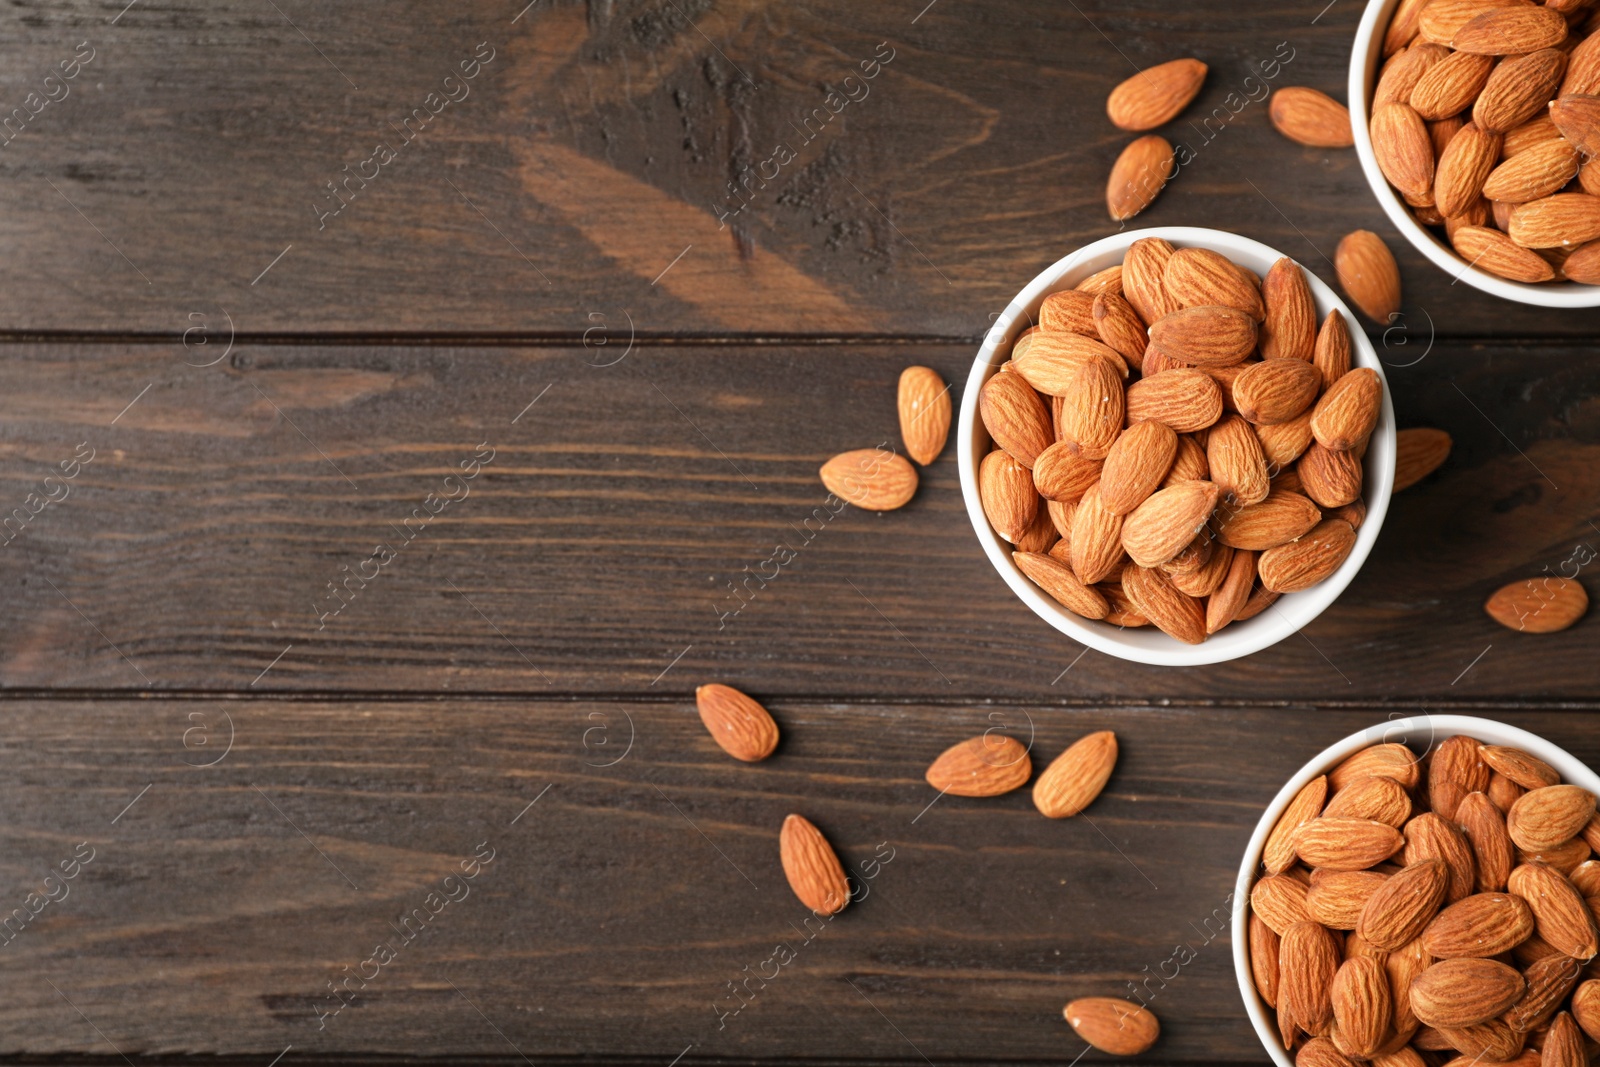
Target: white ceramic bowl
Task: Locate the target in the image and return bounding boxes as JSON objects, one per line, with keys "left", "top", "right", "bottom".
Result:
{"left": 1231, "top": 714, "right": 1600, "bottom": 1067}
{"left": 957, "top": 226, "right": 1396, "bottom": 667}
{"left": 1350, "top": 0, "right": 1600, "bottom": 307}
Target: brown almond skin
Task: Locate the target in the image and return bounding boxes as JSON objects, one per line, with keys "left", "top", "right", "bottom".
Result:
{"left": 1205, "top": 547, "right": 1257, "bottom": 633}
{"left": 1386, "top": 934, "right": 1433, "bottom": 1034}
{"left": 1311, "top": 368, "right": 1383, "bottom": 452}
{"left": 1251, "top": 911, "right": 1282, "bottom": 1007}
{"left": 1033, "top": 730, "right": 1117, "bottom": 818}
{"left": 1107, "top": 58, "right": 1207, "bottom": 131}
{"left": 1281, "top": 920, "right": 1341, "bottom": 1033}
{"left": 1457, "top": 791, "right": 1515, "bottom": 892}
{"left": 1452, "top": 226, "right": 1558, "bottom": 283}
{"left": 1372, "top": 102, "right": 1436, "bottom": 199}
{"left": 1508, "top": 862, "right": 1600, "bottom": 959}
{"left": 1430, "top": 734, "right": 1491, "bottom": 822}
{"left": 1122, "top": 480, "right": 1221, "bottom": 568}
{"left": 1261, "top": 258, "right": 1317, "bottom": 361}
{"left": 1164, "top": 247, "right": 1266, "bottom": 319}
{"left": 1094, "top": 291, "right": 1148, "bottom": 371}
{"left": 1064, "top": 996, "right": 1160, "bottom": 1055}
{"left": 1149, "top": 305, "right": 1259, "bottom": 366}
{"left": 1484, "top": 746, "right": 1562, "bottom": 791}
{"left": 1309, "top": 870, "right": 1391, "bottom": 930}
{"left": 1407, "top": 811, "right": 1478, "bottom": 904}
{"left": 1313, "top": 311, "right": 1352, "bottom": 391}
{"left": 1508, "top": 785, "right": 1597, "bottom": 852}
{"left": 1505, "top": 953, "right": 1582, "bottom": 1032}
{"left": 1509, "top": 192, "right": 1600, "bottom": 250}
{"left": 1572, "top": 979, "right": 1600, "bottom": 1041}
{"left": 1125, "top": 369, "right": 1225, "bottom": 434}
{"left": 1336, "top": 230, "right": 1403, "bottom": 324}
{"left": 1033, "top": 441, "right": 1104, "bottom": 503}
{"left": 779, "top": 814, "right": 851, "bottom": 916}
{"left": 979, "top": 449, "right": 1039, "bottom": 543}
{"left": 1100, "top": 420, "right": 1178, "bottom": 516}
{"left": 1041, "top": 289, "right": 1101, "bottom": 336}
{"left": 1298, "top": 1037, "right": 1358, "bottom": 1067}
{"left": 1260, "top": 518, "right": 1358, "bottom": 594}
{"left": 1324, "top": 775, "right": 1412, "bottom": 828}
{"left": 1257, "top": 412, "right": 1317, "bottom": 470}
{"left": 821, "top": 449, "right": 919, "bottom": 511}
{"left": 1476, "top": 50, "right": 1568, "bottom": 134}
{"left": 980, "top": 370, "right": 1053, "bottom": 468}
{"left": 1120, "top": 561, "right": 1206, "bottom": 644}
{"left": 1485, "top": 577, "right": 1588, "bottom": 634}
{"left": 1435, "top": 122, "right": 1502, "bottom": 219}
{"left": 1294, "top": 817, "right": 1405, "bottom": 870}
{"left": 1107, "top": 135, "right": 1174, "bottom": 221}
{"left": 1333, "top": 743, "right": 1422, "bottom": 792}
{"left": 1271, "top": 87, "right": 1356, "bottom": 148}
{"left": 1452, "top": 6, "right": 1566, "bottom": 56}
{"left": 1395, "top": 427, "right": 1451, "bottom": 491}
{"left": 1332, "top": 955, "right": 1393, "bottom": 1057}
{"left": 1070, "top": 483, "right": 1126, "bottom": 585}
{"left": 1214, "top": 488, "right": 1322, "bottom": 551}
{"left": 1359, "top": 858, "right": 1448, "bottom": 950}
{"left": 1123, "top": 236, "right": 1178, "bottom": 326}
{"left": 697, "top": 684, "right": 780, "bottom": 762}
{"left": 1299, "top": 443, "right": 1364, "bottom": 509}
{"left": 1014, "top": 550, "right": 1110, "bottom": 621}
{"left": 898, "top": 366, "right": 951, "bottom": 466}
{"left": 1541, "top": 1011, "right": 1584, "bottom": 1067}
{"left": 1482, "top": 139, "right": 1581, "bottom": 205}
{"left": 925, "top": 733, "right": 1032, "bottom": 797}
{"left": 1057, "top": 356, "right": 1126, "bottom": 459}
{"left": 1376, "top": 42, "right": 1450, "bottom": 109}
{"left": 1410, "top": 958, "right": 1526, "bottom": 1028}
{"left": 1266, "top": 775, "right": 1331, "bottom": 875}
{"left": 1234, "top": 358, "right": 1322, "bottom": 427}
{"left": 1253, "top": 872, "right": 1315, "bottom": 935}
{"left": 1412, "top": 52, "right": 1495, "bottom": 122}
{"left": 1421, "top": 892, "right": 1535, "bottom": 958}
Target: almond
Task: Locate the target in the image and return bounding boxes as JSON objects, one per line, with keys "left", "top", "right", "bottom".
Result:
{"left": 1261, "top": 258, "right": 1318, "bottom": 362}
{"left": 1236, "top": 582, "right": 1282, "bottom": 623}
{"left": 1032, "top": 730, "right": 1117, "bottom": 818}
{"left": 1564, "top": 34, "right": 1600, "bottom": 97}
{"left": 1572, "top": 979, "right": 1600, "bottom": 1040}
{"left": 925, "top": 733, "right": 1032, "bottom": 797}
{"left": 1070, "top": 483, "right": 1127, "bottom": 585}
{"left": 1234, "top": 358, "right": 1322, "bottom": 427}
{"left": 1458, "top": 791, "right": 1516, "bottom": 892}
{"left": 1435, "top": 122, "right": 1502, "bottom": 217}
{"left": 1298, "top": 1037, "right": 1358, "bottom": 1067}
{"left": 1257, "top": 412, "right": 1318, "bottom": 469}
{"left": 1475, "top": 50, "right": 1568, "bottom": 134}
{"left": 1433, "top": 1019, "right": 1523, "bottom": 1060}
{"left": 1408, "top": 812, "right": 1479, "bottom": 904}
{"left": 1508, "top": 192, "right": 1600, "bottom": 248}
{"left": 1125, "top": 368, "right": 1225, "bottom": 433}
{"left": 980, "top": 371, "right": 1053, "bottom": 467}
{"left": 1508, "top": 862, "right": 1599, "bottom": 959}
{"left": 1033, "top": 442, "right": 1104, "bottom": 503}
{"left": 1253, "top": 912, "right": 1283, "bottom": 1006}
{"left": 1333, "top": 956, "right": 1394, "bottom": 1057}
{"left": 1312, "top": 368, "right": 1383, "bottom": 453}
{"left": 1517, "top": 837, "right": 1590, "bottom": 875}
{"left": 1412, "top": 53, "right": 1496, "bottom": 121}
{"left": 1504, "top": 115, "right": 1564, "bottom": 158}
{"left": 1064, "top": 996, "right": 1160, "bottom": 1055}
{"left": 898, "top": 366, "right": 951, "bottom": 466}
{"left": 780, "top": 814, "right": 851, "bottom": 916}
{"left": 1482, "top": 139, "right": 1582, "bottom": 205}
{"left": 1452, "top": 6, "right": 1567, "bottom": 55}
{"left": 1491, "top": 773, "right": 1529, "bottom": 814}
{"left": 1509, "top": 787, "right": 1598, "bottom": 853}
{"left": 1485, "top": 577, "right": 1589, "bottom": 633}
{"left": 1311, "top": 871, "right": 1393, "bottom": 930}
{"left": 1215, "top": 487, "right": 1322, "bottom": 551}
{"left": 1296, "top": 817, "right": 1406, "bottom": 871}
{"left": 1123, "top": 236, "right": 1179, "bottom": 326}
{"left": 1282, "top": 920, "right": 1343, "bottom": 1033}
{"left": 1394, "top": 427, "right": 1451, "bottom": 491}
{"left": 1014, "top": 550, "right": 1111, "bottom": 620}
{"left": 1098, "top": 579, "right": 1148, "bottom": 627}
{"left": 1299, "top": 443, "right": 1364, "bottom": 509}
{"left": 1077, "top": 264, "right": 1124, "bottom": 297}
{"left": 1093, "top": 291, "right": 1149, "bottom": 371}
{"left": 1334, "top": 743, "right": 1423, "bottom": 792}
{"left": 1106, "top": 57, "right": 1208, "bottom": 131}
{"left": 1385, "top": 0, "right": 1432, "bottom": 54}
{"left": 1206, "top": 547, "right": 1258, "bottom": 633}
{"left": 1361, "top": 859, "right": 1450, "bottom": 950}
{"left": 1040, "top": 289, "right": 1101, "bottom": 336}
{"left": 1015, "top": 507, "right": 1059, "bottom": 554}
{"left": 1100, "top": 420, "right": 1178, "bottom": 515}
{"left": 1056, "top": 355, "right": 1126, "bottom": 458}
{"left": 1377, "top": 43, "right": 1451, "bottom": 109}
{"left": 1013, "top": 332, "right": 1128, "bottom": 395}
{"left": 696, "top": 684, "right": 780, "bottom": 762}
{"left": 1122, "top": 480, "right": 1220, "bottom": 567}
{"left": 979, "top": 448, "right": 1039, "bottom": 542}
{"left": 1260, "top": 518, "right": 1358, "bottom": 594}
{"left": 1541, "top": 1011, "right": 1584, "bottom": 1067}
{"left": 1325, "top": 775, "right": 1413, "bottom": 828}
{"left": 1108, "top": 135, "right": 1174, "bottom": 221}
{"left": 1422, "top": 892, "right": 1536, "bottom": 958}
{"left": 1372, "top": 102, "right": 1437, "bottom": 200}
{"left": 1411, "top": 958, "right": 1527, "bottom": 1027}
{"left": 1120, "top": 560, "right": 1205, "bottom": 644}
{"left": 1208, "top": 414, "right": 1271, "bottom": 506}
{"left": 1565, "top": 238, "right": 1600, "bottom": 283}
{"left": 1419, "top": 0, "right": 1524, "bottom": 45}
{"left": 821, "top": 448, "right": 918, "bottom": 511}
{"left": 1255, "top": 872, "right": 1317, "bottom": 935}
{"left": 1165, "top": 433, "right": 1210, "bottom": 484}
{"left": 1272, "top": 87, "right": 1356, "bottom": 148}
{"left": 1483, "top": 747, "right": 1563, "bottom": 791}
{"left": 1387, "top": 934, "right": 1435, "bottom": 1033}
{"left": 1431, "top": 734, "right": 1492, "bottom": 823}
{"left": 1164, "top": 247, "right": 1266, "bottom": 319}
{"left": 1452, "top": 226, "right": 1559, "bottom": 283}
{"left": 1148, "top": 305, "right": 1259, "bottom": 366}
{"left": 1506, "top": 953, "right": 1583, "bottom": 1032}
{"left": 1267, "top": 774, "right": 1332, "bottom": 875}
{"left": 1336, "top": 230, "right": 1403, "bottom": 324}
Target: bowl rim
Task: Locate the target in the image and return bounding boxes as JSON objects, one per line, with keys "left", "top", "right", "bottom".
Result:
{"left": 1348, "top": 0, "right": 1600, "bottom": 308}
{"left": 956, "top": 225, "right": 1396, "bottom": 667}
{"left": 1229, "top": 714, "right": 1600, "bottom": 1067}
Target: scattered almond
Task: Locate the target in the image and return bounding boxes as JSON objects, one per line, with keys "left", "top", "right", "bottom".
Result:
{"left": 1033, "top": 730, "right": 1118, "bottom": 818}
{"left": 779, "top": 814, "right": 851, "bottom": 916}
{"left": 898, "top": 366, "right": 951, "bottom": 466}
{"left": 696, "top": 684, "right": 780, "bottom": 762}
{"left": 1064, "top": 996, "right": 1160, "bottom": 1054}
{"left": 821, "top": 448, "right": 918, "bottom": 511}
{"left": 925, "top": 733, "right": 1032, "bottom": 797}
{"left": 1271, "top": 87, "right": 1356, "bottom": 148}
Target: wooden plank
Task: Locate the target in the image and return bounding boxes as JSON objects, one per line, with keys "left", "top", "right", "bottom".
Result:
{"left": 5, "top": 699, "right": 1594, "bottom": 1058}
{"left": 0, "top": 340, "right": 1594, "bottom": 701}
{"left": 4, "top": 1, "right": 1600, "bottom": 338}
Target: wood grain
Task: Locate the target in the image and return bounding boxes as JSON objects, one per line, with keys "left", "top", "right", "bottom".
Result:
{"left": 5, "top": 700, "right": 1592, "bottom": 1058}
{"left": 0, "top": 340, "right": 1593, "bottom": 701}
{"left": 3, "top": 0, "right": 1599, "bottom": 338}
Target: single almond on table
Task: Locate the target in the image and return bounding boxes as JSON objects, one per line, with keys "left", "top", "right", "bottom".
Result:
{"left": 898, "top": 366, "right": 950, "bottom": 466}
{"left": 696, "top": 684, "right": 780, "bottom": 762}
{"left": 1064, "top": 996, "right": 1160, "bottom": 1055}
{"left": 780, "top": 814, "right": 851, "bottom": 916}
{"left": 1148, "top": 305, "right": 1259, "bottom": 366}
{"left": 1099, "top": 419, "right": 1178, "bottom": 516}
{"left": 821, "top": 448, "right": 918, "bottom": 511}
{"left": 925, "top": 733, "right": 1032, "bottom": 797}
{"left": 1311, "top": 368, "right": 1382, "bottom": 452}
{"left": 1108, "top": 135, "right": 1174, "bottom": 221}
{"left": 1336, "top": 230, "right": 1402, "bottom": 324}
{"left": 1014, "top": 550, "right": 1111, "bottom": 620}
{"left": 1507, "top": 785, "right": 1597, "bottom": 852}
{"left": 1394, "top": 427, "right": 1451, "bottom": 490}
{"left": 1033, "top": 730, "right": 1117, "bottom": 818}
{"left": 1120, "top": 561, "right": 1205, "bottom": 644}
{"left": 1271, "top": 87, "right": 1355, "bottom": 148}
{"left": 1163, "top": 247, "right": 1265, "bottom": 319}
{"left": 1106, "top": 57, "right": 1207, "bottom": 131}
{"left": 980, "top": 369, "right": 1054, "bottom": 467}
{"left": 1484, "top": 577, "right": 1588, "bottom": 633}
{"left": 978, "top": 448, "right": 1038, "bottom": 542}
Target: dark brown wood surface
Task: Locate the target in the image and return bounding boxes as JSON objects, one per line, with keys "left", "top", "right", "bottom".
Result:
{"left": 1, "top": 0, "right": 1598, "bottom": 1063}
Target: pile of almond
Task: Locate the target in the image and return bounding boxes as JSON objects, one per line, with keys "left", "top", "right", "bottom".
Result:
{"left": 1249, "top": 734, "right": 1600, "bottom": 1067}
{"left": 979, "top": 239, "right": 1382, "bottom": 645}
{"left": 1373, "top": 0, "right": 1600, "bottom": 283}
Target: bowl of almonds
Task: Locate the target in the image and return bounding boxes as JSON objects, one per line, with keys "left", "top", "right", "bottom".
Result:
{"left": 1351, "top": 0, "right": 1600, "bottom": 304}
{"left": 1234, "top": 715, "right": 1600, "bottom": 1067}
{"left": 957, "top": 226, "right": 1395, "bottom": 666}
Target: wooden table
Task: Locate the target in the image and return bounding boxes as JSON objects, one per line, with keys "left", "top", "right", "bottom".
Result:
{"left": 2, "top": 0, "right": 1595, "bottom": 1062}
